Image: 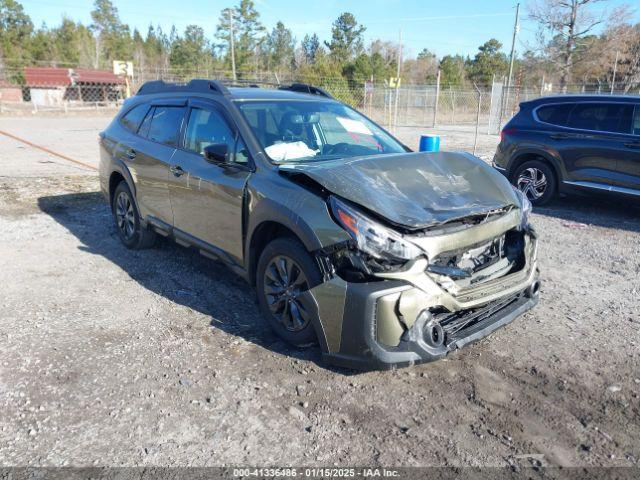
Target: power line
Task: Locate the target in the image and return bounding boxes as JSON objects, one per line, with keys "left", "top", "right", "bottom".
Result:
{"left": 365, "top": 12, "right": 514, "bottom": 24}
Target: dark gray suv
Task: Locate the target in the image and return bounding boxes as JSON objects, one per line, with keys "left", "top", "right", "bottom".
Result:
{"left": 494, "top": 95, "right": 640, "bottom": 205}
{"left": 99, "top": 80, "right": 540, "bottom": 370}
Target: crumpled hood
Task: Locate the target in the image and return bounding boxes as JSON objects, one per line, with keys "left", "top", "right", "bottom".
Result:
{"left": 279, "top": 151, "right": 520, "bottom": 230}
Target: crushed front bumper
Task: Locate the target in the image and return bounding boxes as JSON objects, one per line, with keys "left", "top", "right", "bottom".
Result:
{"left": 301, "top": 217, "right": 540, "bottom": 370}
{"left": 301, "top": 273, "right": 539, "bottom": 371}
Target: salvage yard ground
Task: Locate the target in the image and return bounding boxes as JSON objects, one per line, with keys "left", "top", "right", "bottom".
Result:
{"left": 0, "top": 113, "right": 639, "bottom": 468}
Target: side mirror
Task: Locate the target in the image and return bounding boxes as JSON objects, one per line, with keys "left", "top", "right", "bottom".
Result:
{"left": 203, "top": 143, "right": 229, "bottom": 164}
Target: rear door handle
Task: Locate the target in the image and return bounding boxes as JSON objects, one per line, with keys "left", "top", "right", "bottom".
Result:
{"left": 625, "top": 142, "right": 640, "bottom": 149}
{"left": 549, "top": 133, "right": 570, "bottom": 140}
{"left": 170, "top": 165, "right": 185, "bottom": 177}
{"left": 125, "top": 148, "right": 137, "bottom": 160}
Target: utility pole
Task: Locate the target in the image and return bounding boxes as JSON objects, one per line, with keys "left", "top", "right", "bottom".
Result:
{"left": 229, "top": 8, "right": 237, "bottom": 81}
{"left": 393, "top": 28, "right": 402, "bottom": 133}
{"left": 506, "top": 3, "right": 520, "bottom": 93}
{"left": 611, "top": 50, "right": 619, "bottom": 94}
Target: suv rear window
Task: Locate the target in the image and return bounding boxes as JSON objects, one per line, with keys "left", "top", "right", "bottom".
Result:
{"left": 120, "top": 104, "right": 149, "bottom": 133}
{"left": 140, "top": 106, "right": 185, "bottom": 146}
{"left": 567, "top": 103, "right": 633, "bottom": 134}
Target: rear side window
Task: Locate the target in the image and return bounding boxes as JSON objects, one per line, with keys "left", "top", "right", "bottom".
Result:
{"left": 536, "top": 104, "right": 573, "bottom": 126}
{"left": 141, "top": 106, "right": 186, "bottom": 146}
{"left": 567, "top": 103, "right": 633, "bottom": 134}
{"left": 120, "top": 104, "right": 149, "bottom": 133}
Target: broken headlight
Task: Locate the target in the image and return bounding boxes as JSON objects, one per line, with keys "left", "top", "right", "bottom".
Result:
{"left": 329, "top": 196, "right": 424, "bottom": 262}
{"left": 513, "top": 187, "right": 532, "bottom": 230}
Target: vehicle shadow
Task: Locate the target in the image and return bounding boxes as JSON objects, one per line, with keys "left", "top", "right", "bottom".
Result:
{"left": 534, "top": 193, "right": 640, "bottom": 233}
{"left": 37, "top": 191, "right": 355, "bottom": 374}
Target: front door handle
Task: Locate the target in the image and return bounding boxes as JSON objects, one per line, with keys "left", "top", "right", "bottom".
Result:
{"left": 170, "top": 165, "right": 185, "bottom": 177}
{"left": 624, "top": 142, "right": 640, "bottom": 149}
{"left": 125, "top": 148, "right": 137, "bottom": 160}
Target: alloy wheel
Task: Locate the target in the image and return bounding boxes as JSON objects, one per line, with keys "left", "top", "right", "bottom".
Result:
{"left": 115, "top": 191, "right": 136, "bottom": 240}
{"left": 263, "top": 255, "right": 311, "bottom": 332}
{"left": 516, "top": 167, "right": 548, "bottom": 201}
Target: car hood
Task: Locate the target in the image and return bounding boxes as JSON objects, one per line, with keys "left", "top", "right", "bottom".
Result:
{"left": 279, "top": 151, "right": 520, "bottom": 230}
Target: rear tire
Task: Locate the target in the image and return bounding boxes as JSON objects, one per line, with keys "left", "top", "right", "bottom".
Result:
{"left": 112, "top": 181, "right": 157, "bottom": 249}
{"left": 512, "top": 159, "right": 557, "bottom": 206}
{"left": 256, "top": 237, "right": 322, "bottom": 347}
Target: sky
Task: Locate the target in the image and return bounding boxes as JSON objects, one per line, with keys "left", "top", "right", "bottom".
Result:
{"left": 17, "top": 0, "right": 640, "bottom": 59}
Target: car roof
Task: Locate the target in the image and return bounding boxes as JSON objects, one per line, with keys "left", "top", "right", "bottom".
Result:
{"left": 135, "top": 79, "right": 336, "bottom": 103}
{"left": 523, "top": 94, "right": 640, "bottom": 107}
{"left": 226, "top": 87, "right": 334, "bottom": 101}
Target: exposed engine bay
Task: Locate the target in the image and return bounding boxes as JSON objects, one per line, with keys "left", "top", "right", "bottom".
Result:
{"left": 427, "top": 229, "right": 527, "bottom": 289}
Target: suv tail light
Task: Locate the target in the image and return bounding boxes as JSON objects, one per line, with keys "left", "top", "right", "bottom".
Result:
{"left": 500, "top": 128, "right": 517, "bottom": 142}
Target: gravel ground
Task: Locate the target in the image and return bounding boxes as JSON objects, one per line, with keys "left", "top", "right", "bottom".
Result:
{"left": 0, "top": 114, "right": 639, "bottom": 469}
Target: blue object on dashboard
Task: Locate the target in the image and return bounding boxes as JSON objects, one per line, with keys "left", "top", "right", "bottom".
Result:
{"left": 419, "top": 135, "right": 440, "bottom": 152}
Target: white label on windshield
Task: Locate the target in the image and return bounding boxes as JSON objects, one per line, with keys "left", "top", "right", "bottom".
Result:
{"left": 336, "top": 117, "right": 373, "bottom": 136}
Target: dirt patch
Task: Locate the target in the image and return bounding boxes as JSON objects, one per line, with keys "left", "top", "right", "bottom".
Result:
{"left": 1, "top": 174, "right": 639, "bottom": 468}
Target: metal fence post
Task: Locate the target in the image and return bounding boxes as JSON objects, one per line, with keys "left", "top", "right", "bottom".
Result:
{"left": 487, "top": 78, "right": 495, "bottom": 134}
{"left": 405, "top": 87, "right": 410, "bottom": 125}
{"left": 423, "top": 87, "right": 429, "bottom": 126}
{"left": 433, "top": 70, "right": 440, "bottom": 127}
{"left": 473, "top": 83, "right": 482, "bottom": 156}
{"left": 497, "top": 77, "right": 506, "bottom": 132}
{"left": 450, "top": 86, "right": 455, "bottom": 124}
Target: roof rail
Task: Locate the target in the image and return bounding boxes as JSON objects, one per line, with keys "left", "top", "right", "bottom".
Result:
{"left": 137, "top": 79, "right": 230, "bottom": 97}
{"left": 279, "top": 83, "right": 333, "bottom": 99}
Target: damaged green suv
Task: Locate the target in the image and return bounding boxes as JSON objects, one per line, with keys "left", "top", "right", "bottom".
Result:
{"left": 99, "top": 80, "right": 540, "bottom": 370}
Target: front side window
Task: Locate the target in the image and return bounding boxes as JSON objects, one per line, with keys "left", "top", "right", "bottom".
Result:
{"left": 184, "top": 107, "right": 235, "bottom": 155}
{"left": 120, "top": 103, "right": 149, "bottom": 133}
{"left": 234, "top": 137, "right": 250, "bottom": 165}
{"left": 142, "top": 106, "right": 186, "bottom": 146}
{"left": 567, "top": 103, "right": 633, "bottom": 134}
{"left": 237, "top": 100, "right": 406, "bottom": 163}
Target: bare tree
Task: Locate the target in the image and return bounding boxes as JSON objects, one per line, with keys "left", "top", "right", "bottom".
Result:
{"left": 604, "top": 22, "right": 640, "bottom": 92}
{"left": 528, "top": 0, "right": 611, "bottom": 91}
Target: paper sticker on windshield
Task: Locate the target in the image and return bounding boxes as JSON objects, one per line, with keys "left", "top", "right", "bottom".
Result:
{"left": 336, "top": 117, "right": 373, "bottom": 136}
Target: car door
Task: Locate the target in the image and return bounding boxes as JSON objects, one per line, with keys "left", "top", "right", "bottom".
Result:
{"left": 125, "top": 100, "right": 186, "bottom": 224}
{"left": 167, "top": 100, "right": 252, "bottom": 263}
{"left": 616, "top": 104, "right": 640, "bottom": 191}
{"left": 553, "top": 102, "right": 635, "bottom": 188}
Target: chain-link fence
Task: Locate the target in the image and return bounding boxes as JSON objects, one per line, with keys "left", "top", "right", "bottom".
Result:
{"left": 0, "top": 67, "right": 127, "bottom": 113}
{"left": 2, "top": 65, "right": 640, "bottom": 153}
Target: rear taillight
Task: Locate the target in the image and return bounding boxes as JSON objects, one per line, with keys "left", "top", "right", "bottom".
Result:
{"left": 500, "top": 128, "right": 517, "bottom": 142}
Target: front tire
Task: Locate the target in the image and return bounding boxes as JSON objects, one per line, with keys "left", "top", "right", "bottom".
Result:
{"left": 512, "top": 160, "right": 557, "bottom": 206}
{"left": 256, "top": 237, "right": 322, "bottom": 347}
{"left": 112, "top": 181, "right": 157, "bottom": 249}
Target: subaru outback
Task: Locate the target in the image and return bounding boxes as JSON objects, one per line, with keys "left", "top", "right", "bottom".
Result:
{"left": 99, "top": 80, "right": 540, "bottom": 370}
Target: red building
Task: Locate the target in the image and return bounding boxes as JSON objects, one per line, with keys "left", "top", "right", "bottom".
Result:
{"left": 23, "top": 67, "right": 125, "bottom": 105}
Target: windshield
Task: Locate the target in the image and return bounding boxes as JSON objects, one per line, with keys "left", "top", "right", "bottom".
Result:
{"left": 237, "top": 100, "right": 406, "bottom": 163}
